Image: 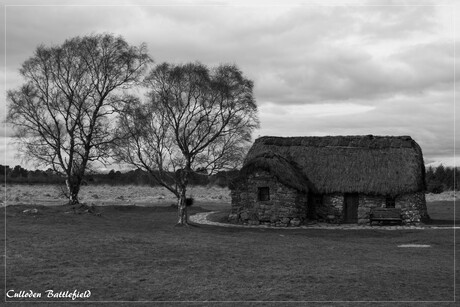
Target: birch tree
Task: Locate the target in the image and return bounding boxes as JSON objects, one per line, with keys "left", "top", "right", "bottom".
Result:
{"left": 6, "top": 33, "right": 151, "bottom": 206}
{"left": 113, "top": 62, "right": 259, "bottom": 225}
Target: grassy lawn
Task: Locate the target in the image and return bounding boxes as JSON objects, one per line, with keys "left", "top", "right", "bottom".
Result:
{"left": 1, "top": 197, "right": 458, "bottom": 304}
{"left": 426, "top": 201, "right": 460, "bottom": 225}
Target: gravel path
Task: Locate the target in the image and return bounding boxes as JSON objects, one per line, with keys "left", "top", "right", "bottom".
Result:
{"left": 190, "top": 211, "right": 459, "bottom": 230}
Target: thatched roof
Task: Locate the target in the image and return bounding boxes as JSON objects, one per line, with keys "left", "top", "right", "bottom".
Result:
{"left": 240, "top": 135, "right": 426, "bottom": 196}
{"left": 230, "top": 152, "right": 311, "bottom": 192}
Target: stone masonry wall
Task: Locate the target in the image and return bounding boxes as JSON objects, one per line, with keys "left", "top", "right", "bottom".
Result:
{"left": 357, "top": 195, "right": 385, "bottom": 224}
{"left": 317, "top": 192, "right": 428, "bottom": 225}
{"left": 356, "top": 192, "right": 428, "bottom": 225}
{"left": 229, "top": 171, "right": 307, "bottom": 227}
{"left": 396, "top": 192, "right": 428, "bottom": 224}
{"left": 317, "top": 193, "right": 344, "bottom": 221}
{"left": 231, "top": 176, "right": 428, "bottom": 226}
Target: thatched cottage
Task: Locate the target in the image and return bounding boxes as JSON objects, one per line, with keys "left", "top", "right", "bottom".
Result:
{"left": 229, "top": 135, "right": 429, "bottom": 226}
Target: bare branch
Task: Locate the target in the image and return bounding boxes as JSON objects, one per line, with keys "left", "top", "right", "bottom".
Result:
{"left": 113, "top": 62, "right": 259, "bottom": 225}
{"left": 7, "top": 33, "right": 151, "bottom": 205}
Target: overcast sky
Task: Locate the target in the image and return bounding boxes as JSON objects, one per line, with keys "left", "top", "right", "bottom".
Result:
{"left": 1, "top": 0, "right": 458, "bottom": 169}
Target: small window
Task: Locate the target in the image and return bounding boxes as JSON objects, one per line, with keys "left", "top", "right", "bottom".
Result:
{"left": 258, "top": 187, "right": 270, "bottom": 201}
{"left": 386, "top": 197, "right": 396, "bottom": 208}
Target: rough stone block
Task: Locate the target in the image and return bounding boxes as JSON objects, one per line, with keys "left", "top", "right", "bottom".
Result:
{"left": 228, "top": 214, "right": 238, "bottom": 222}
{"left": 281, "top": 217, "right": 290, "bottom": 224}
{"left": 240, "top": 211, "right": 249, "bottom": 221}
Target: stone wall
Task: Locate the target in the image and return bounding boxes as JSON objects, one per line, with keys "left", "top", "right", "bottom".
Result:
{"left": 317, "top": 192, "right": 428, "bottom": 225}
{"left": 397, "top": 192, "right": 428, "bottom": 224}
{"left": 230, "top": 174, "right": 428, "bottom": 226}
{"left": 355, "top": 192, "right": 428, "bottom": 225}
{"left": 229, "top": 171, "right": 307, "bottom": 227}
{"left": 317, "top": 193, "right": 344, "bottom": 221}
{"left": 357, "top": 194, "right": 386, "bottom": 224}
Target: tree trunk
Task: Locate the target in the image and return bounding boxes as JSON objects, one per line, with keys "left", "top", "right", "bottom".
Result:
{"left": 66, "top": 178, "right": 81, "bottom": 206}
{"left": 176, "top": 188, "right": 188, "bottom": 226}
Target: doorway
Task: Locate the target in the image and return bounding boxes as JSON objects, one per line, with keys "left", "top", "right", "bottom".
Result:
{"left": 344, "top": 193, "right": 359, "bottom": 223}
{"left": 307, "top": 193, "right": 321, "bottom": 220}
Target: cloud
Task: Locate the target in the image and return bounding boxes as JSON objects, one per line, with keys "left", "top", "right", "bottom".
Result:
{"left": 2, "top": 2, "right": 457, "bottom": 166}
{"left": 4, "top": 5, "right": 149, "bottom": 66}
{"left": 257, "top": 90, "right": 456, "bottom": 161}
{"left": 353, "top": 4, "right": 440, "bottom": 40}
{"left": 253, "top": 42, "right": 453, "bottom": 105}
{"left": 0, "top": 137, "right": 23, "bottom": 167}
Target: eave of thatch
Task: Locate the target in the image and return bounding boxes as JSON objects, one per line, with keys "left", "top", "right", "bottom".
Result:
{"left": 243, "top": 135, "right": 426, "bottom": 196}
{"left": 230, "top": 152, "right": 312, "bottom": 193}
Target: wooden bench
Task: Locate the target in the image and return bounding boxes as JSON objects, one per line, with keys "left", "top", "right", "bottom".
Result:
{"left": 369, "top": 208, "right": 403, "bottom": 226}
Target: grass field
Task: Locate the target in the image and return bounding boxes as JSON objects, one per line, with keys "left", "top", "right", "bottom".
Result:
{"left": 1, "top": 185, "right": 459, "bottom": 304}
{"left": 1, "top": 184, "right": 231, "bottom": 207}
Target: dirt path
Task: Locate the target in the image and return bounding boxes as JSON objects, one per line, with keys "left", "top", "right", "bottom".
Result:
{"left": 190, "top": 211, "right": 459, "bottom": 230}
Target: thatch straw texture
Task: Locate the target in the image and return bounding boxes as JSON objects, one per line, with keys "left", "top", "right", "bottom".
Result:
{"left": 231, "top": 152, "right": 311, "bottom": 192}
{"left": 244, "top": 135, "right": 426, "bottom": 196}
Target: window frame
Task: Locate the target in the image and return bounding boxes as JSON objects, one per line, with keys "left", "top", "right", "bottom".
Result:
{"left": 258, "top": 187, "right": 270, "bottom": 201}
{"left": 385, "top": 196, "right": 396, "bottom": 208}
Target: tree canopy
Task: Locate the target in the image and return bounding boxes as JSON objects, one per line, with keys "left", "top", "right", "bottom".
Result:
{"left": 113, "top": 62, "right": 259, "bottom": 224}
{"left": 7, "top": 33, "right": 151, "bottom": 204}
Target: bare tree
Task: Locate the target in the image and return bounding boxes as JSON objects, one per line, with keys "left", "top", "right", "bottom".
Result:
{"left": 113, "top": 62, "right": 259, "bottom": 225}
{"left": 7, "top": 33, "right": 151, "bottom": 206}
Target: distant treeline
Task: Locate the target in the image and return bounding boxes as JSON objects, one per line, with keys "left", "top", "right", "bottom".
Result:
{"left": 2, "top": 164, "right": 457, "bottom": 193}
{"left": 0, "top": 164, "right": 238, "bottom": 187}
{"left": 425, "top": 165, "right": 459, "bottom": 193}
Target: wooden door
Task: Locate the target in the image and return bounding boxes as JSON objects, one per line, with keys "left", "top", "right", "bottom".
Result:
{"left": 307, "top": 193, "right": 320, "bottom": 219}
{"left": 344, "top": 193, "right": 359, "bottom": 223}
